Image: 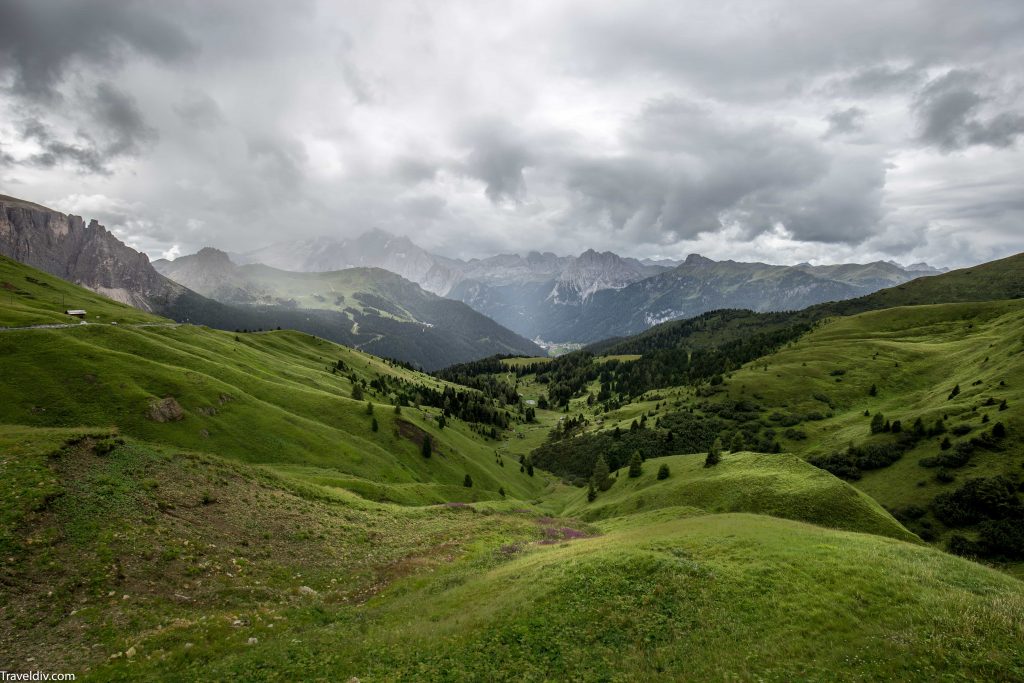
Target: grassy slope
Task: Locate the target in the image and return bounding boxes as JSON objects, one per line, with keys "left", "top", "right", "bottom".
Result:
{"left": 0, "top": 322, "right": 550, "bottom": 504}
{"left": 3, "top": 261, "right": 1024, "bottom": 680}
{"left": 548, "top": 451, "right": 916, "bottom": 542}
{"left": 712, "top": 300, "right": 1024, "bottom": 548}
{"left": 0, "top": 254, "right": 164, "bottom": 326}
{"left": 4, "top": 426, "right": 1023, "bottom": 682}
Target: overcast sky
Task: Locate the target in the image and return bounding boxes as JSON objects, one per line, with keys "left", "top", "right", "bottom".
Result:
{"left": 1, "top": 0, "right": 1023, "bottom": 267}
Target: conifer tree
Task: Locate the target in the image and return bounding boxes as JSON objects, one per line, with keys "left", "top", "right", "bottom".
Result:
{"left": 705, "top": 437, "right": 722, "bottom": 468}
{"left": 657, "top": 463, "right": 670, "bottom": 480}
{"left": 592, "top": 454, "right": 611, "bottom": 491}
{"left": 628, "top": 450, "right": 643, "bottom": 478}
{"left": 421, "top": 435, "right": 432, "bottom": 459}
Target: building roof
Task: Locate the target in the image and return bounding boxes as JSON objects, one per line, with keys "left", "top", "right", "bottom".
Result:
{"left": 65, "top": 309, "right": 87, "bottom": 315}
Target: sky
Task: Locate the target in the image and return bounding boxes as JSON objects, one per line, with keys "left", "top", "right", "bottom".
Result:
{"left": 1, "top": 0, "right": 1023, "bottom": 268}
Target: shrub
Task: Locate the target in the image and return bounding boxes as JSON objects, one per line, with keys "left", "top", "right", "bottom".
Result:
{"left": 657, "top": 463, "right": 670, "bottom": 480}
{"left": 371, "top": 417, "right": 378, "bottom": 432}
{"left": 932, "top": 476, "right": 1021, "bottom": 526}
{"left": 463, "top": 474, "right": 473, "bottom": 488}
{"left": 993, "top": 422, "right": 1007, "bottom": 438}
{"left": 628, "top": 451, "right": 643, "bottom": 478}
{"left": 948, "top": 384, "right": 960, "bottom": 400}
{"left": 421, "top": 435, "right": 432, "bottom": 459}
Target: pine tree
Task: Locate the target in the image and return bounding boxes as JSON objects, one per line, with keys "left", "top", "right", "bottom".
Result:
{"left": 948, "top": 384, "right": 960, "bottom": 400}
{"left": 592, "top": 454, "right": 611, "bottom": 491}
{"left": 657, "top": 463, "right": 670, "bottom": 480}
{"left": 870, "top": 412, "right": 886, "bottom": 434}
{"left": 366, "top": 401, "right": 374, "bottom": 415}
{"left": 463, "top": 474, "right": 473, "bottom": 488}
{"left": 394, "top": 404, "right": 401, "bottom": 414}
{"left": 587, "top": 480, "right": 597, "bottom": 502}
{"left": 628, "top": 451, "right": 643, "bottom": 478}
{"left": 525, "top": 456, "right": 534, "bottom": 477}
{"left": 705, "top": 437, "right": 722, "bottom": 468}
{"left": 352, "top": 383, "right": 364, "bottom": 400}
{"left": 371, "top": 417, "right": 378, "bottom": 432}
{"left": 421, "top": 435, "right": 432, "bottom": 459}
{"left": 868, "top": 384, "right": 878, "bottom": 397}
{"left": 499, "top": 486, "right": 506, "bottom": 497}
{"left": 999, "top": 399, "right": 1008, "bottom": 411}
{"left": 993, "top": 422, "right": 1006, "bottom": 438}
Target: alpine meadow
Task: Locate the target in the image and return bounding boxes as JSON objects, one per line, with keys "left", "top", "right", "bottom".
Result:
{"left": 2, "top": 1, "right": 1024, "bottom": 681}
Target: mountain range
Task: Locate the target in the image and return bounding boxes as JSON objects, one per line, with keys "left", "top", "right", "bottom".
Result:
{"left": 0, "top": 195, "right": 539, "bottom": 368}
{"left": 232, "top": 231, "right": 945, "bottom": 342}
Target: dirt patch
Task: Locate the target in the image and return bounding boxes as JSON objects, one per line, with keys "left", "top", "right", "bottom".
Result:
{"left": 395, "top": 419, "right": 428, "bottom": 445}
{"left": 147, "top": 397, "right": 185, "bottom": 423}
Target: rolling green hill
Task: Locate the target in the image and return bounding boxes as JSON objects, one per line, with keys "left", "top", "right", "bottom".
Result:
{"left": 3, "top": 255, "right": 1024, "bottom": 680}
{"left": 0, "top": 254, "right": 165, "bottom": 327}
{"left": 708, "top": 299, "right": 1024, "bottom": 561}
{"left": 3, "top": 427, "right": 1022, "bottom": 680}
{"left": 548, "top": 451, "right": 916, "bottom": 541}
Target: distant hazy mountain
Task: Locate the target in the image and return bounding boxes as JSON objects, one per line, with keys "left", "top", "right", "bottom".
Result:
{"left": 0, "top": 194, "right": 538, "bottom": 368}
{"left": 240, "top": 230, "right": 940, "bottom": 343}
{"left": 154, "top": 248, "right": 541, "bottom": 368}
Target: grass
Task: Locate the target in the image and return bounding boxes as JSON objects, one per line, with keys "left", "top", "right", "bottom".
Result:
{"left": 710, "top": 300, "right": 1024, "bottom": 548}
{"left": 4, "top": 426, "right": 1023, "bottom": 681}
{"left": 547, "top": 451, "right": 917, "bottom": 542}
{"left": 0, "top": 322, "right": 551, "bottom": 503}
{"left": 0, "top": 254, "right": 164, "bottom": 327}
{"left": 2, "top": 258, "right": 1024, "bottom": 680}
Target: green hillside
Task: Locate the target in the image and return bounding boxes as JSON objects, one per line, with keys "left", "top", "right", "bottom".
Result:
{"left": 3, "top": 256, "right": 1024, "bottom": 680}
{"left": 710, "top": 299, "right": 1024, "bottom": 561}
{"left": 3, "top": 427, "right": 1021, "bottom": 680}
{"left": 0, "top": 254, "right": 164, "bottom": 327}
{"left": 548, "top": 451, "right": 916, "bottom": 542}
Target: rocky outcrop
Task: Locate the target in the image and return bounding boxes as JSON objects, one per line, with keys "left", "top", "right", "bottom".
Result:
{"left": 0, "top": 194, "right": 184, "bottom": 310}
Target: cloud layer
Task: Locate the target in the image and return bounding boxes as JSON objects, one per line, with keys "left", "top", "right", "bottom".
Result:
{"left": 1, "top": 0, "right": 1022, "bottom": 267}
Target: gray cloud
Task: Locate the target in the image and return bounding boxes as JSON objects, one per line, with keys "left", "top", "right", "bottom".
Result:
{"left": 914, "top": 70, "right": 1024, "bottom": 151}
{"left": 824, "top": 107, "right": 867, "bottom": 137}
{"left": 0, "top": 0, "right": 192, "bottom": 100}
{"left": 0, "top": 0, "right": 1021, "bottom": 268}
{"left": 90, "top": 82, "right": 157, "bottom": 157}
{"left": 174, "top": 91, "right": 224, "bottom": 129}
{"left": 458, "top": 121, "right": 532, "bottom": 203}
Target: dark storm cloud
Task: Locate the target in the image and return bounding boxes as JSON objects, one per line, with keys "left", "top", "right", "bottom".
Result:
{"left": 914, "top": 70, "right": 1024, "bottom": 151}
{"left": 824, "top": 107, "right": 867, "bottom": 137}
{"left": 20, "top": 118, "right": 107, "bottom": 175}
{"left": 0, "top": 1, "right": 1022, "bottom": 267}
{"left": 90, "top": 82, "right": 157, "bottom": 157}
{"left": 0, "top": 0, "right": 193, "bottom": 100}
{"left": 560, "top": 97, "right": 881, "bottom": 244}
{"left": 458, "top": 121, "right": 532, "bottom": 203}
